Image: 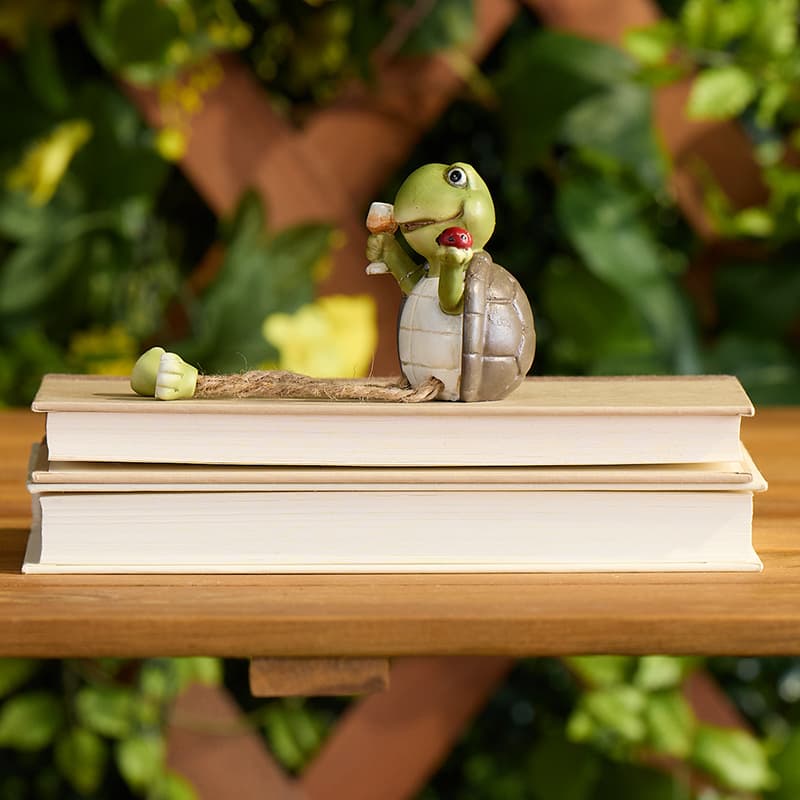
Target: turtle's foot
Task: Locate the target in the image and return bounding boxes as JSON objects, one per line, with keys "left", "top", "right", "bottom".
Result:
{"left": 155, "top": 352, "right": 198, "bottom": 400}
{"left": 130, "top": 347, "right": 198, "bottom": 399}
{"left": 130, "top": 347, "right": 165, "bottom": 396}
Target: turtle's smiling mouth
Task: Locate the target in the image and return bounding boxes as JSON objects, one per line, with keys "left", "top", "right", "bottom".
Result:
{"left": 398, "top": 204, "right": 463, "bottom": 234}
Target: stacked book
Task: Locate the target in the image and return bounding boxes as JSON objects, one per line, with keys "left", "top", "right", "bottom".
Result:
{"left": 24, "top": 374, "right": 766, "bottom": 574}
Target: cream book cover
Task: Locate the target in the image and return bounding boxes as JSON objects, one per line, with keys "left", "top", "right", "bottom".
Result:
{"left": 32, "top": 374, "right": 755, "bottom": 467}
{"left": 23, "top": 489, "right": 764, "bottom": 574}
{"left": 24, "top": 443, "right": 766, "bottom": 574}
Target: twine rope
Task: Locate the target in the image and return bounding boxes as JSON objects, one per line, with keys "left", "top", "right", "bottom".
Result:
{"left": 195, "top": 371, "right": 444, "bottom": 402}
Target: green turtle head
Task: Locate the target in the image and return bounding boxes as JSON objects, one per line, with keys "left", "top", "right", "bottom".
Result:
{"left": 393, "top": 163, "right": 495, "bottom": 263}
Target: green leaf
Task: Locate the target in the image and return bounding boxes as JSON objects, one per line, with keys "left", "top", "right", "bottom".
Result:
{"left": 623, "top": 21, "right": 676, "bottom": 66}
{"left": 115, "top": 734, "right": 165, "bottom": 792}
{"left": 528, "top": 733, "right": 600, "bottom": 800}
{"left": 561, "top": 82, "right": 666, "bottom": 191}
{"left": 175, "top": 657, "right": 223, "bottom": 690}
{"left": 764, "top": 163, "right": 800, "bottom": 206}
{"left": 557, "top": 179, "right": 662, "bottom": 285}
{"left": 732, "top": 207, "right": 775, "bottom": 237}
{"left": 139, "top": 657, "right": 222, "bottom": 704}
{"left": 0, "top": 328, "right": 70, "bottom": 405}
{"left": 79, "top": 5, "right": 119, "bottom": 80}
{"left": 755, "top": 139, "right": 784, "bottom": 168}
{"left": 75, "top": 685, "right": 136, "bottom": 739}
{"left": 633, "top": 656, "right": 686, "bottom": 691}
{"left": 703, "top": 333, "right": 800, "bottom": 404}
{"left": 71, "top": 83, "right": 170, "bottom": 211}
{"left": 281, "top": 699, "right": 325, "bottom": 756}
{"left": 746, "top": 0, "right": 797, "bottom": 58}
{"left": 55, "top": 727, "right": 108, "bottom": 795}
{"left": 692, "top": 725, "right": 778, "bottom": 792}
{"left": 22, "top": 25, "right": 69, "bottom": 113}
{"left": 688, "top": 66, "right": 757, "bottom": 120}
{"left": 771, "top": 726, "right": 800, "bottom": 800}
{"left": 263, "top": 705, "right": 307, "bottom": 771}
{"left": 0, "top": 237, "right": 85, "bottom": 316}
{"left": 715, "top": 0, "right": 758, "bottom": 44}
{"left": 401, "top": 0, "right": 474, "bottom": 55}
{"left": 0, "top": 660, "right": 40, "bottom": 698}
{"left": 138, "top": 660, "right": 178, "bottom": 703}
{"left": 101, "top": 0, "right": 181, "bottom": 76}
{"left": 680, "top": 0, "right": 754, "bottom": 49}
{"left": 756, "top": 81, "right": 791, "bottom": 128}
{"left": 680, "top": 0, "right": 717, "bottom": 47}
{"left": 540, "top": 258, "right": 658, "bottom": 374}
{"left": 0, "top": 190, "right": 74, "bottom": 242}
{"left": 180, "top": 192, "right": 331, "bottom": 373}
{"left": 0, "top": 691, "right": 64, "bottom": 750}
{"left": 643, "top": 690, "right": 695, "bottom": 757}
{"left": 151, "top": 770, "right": 198, "bottom": 800}
{"left": 569, "top": 686, "right": 648, "bottom": 745}
{"left": 566, "top": 709, "right": 596, "bottom": 743}
{"left": 568, "top": 656, "right": 634, "bottom": 688}
{"left": 496, "top": 31, "right": 633, "bottom": 168}
{"left": 556, "top": 176, "right": 699, "bottom": 372}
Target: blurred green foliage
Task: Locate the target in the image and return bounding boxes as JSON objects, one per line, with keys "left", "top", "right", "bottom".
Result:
{"left": 0, "top": 658, "right": 219, "bottom": 798}
{"left": 0, "top": 0, "right": 799, "bottom": 798}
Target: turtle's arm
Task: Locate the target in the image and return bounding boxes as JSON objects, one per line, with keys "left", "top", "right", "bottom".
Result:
{"left": 366, "top": 233, "right": 424, "bottom": 295}
{"left": 436, "top": 245, "right": 473, "bottom": 314}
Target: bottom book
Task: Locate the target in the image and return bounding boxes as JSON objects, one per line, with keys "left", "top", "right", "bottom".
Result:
{"left": 24, "top": 489, "right": 763, "bottom": 573}
{"left": 24, "top": 450, "right": 766, "bottom": 574}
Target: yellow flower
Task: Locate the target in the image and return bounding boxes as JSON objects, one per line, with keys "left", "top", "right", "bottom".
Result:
{"left": 190, "top": 59, "right": 224, "bottom": 92}
{"left": 229, "top": 24, "right": 251, "bottom": 48}
{"left": 207, "top": 21, "right": 228, "bottom": 44}
{"left": 155, "top": 127, "right": 188, "bottom": 161}
{"left": 6, "top": 120, "right": 92, "bottom": 206}
{"left": 178, "top": 86, "right": 202, "bottom": 113}
{"left": 69, "top": 325, "right": 138, "bottom": 376}
{"left": 159, "top": 78, "right": 180, "bottom": 105}
{"left": 166, "top": 40, "right": 192, "bottom": 66}
{"left": 263, "top": 295, "right": 377, "bottom": 378}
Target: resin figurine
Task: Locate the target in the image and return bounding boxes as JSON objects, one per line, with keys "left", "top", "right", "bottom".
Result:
{"left": 130, "top": 163, "right": 534, "bottom": 403}
{"left": 366, "top": 162, "right": 535, "bottom": 401}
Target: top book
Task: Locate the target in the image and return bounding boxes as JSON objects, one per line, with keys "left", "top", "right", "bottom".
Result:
{"left": 33, "top": 374, "right": 754, "bottom": 467}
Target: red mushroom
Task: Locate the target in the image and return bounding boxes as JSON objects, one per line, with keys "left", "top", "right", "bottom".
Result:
{"left": 437, "top": 227, "right": 473, "bottom": 249}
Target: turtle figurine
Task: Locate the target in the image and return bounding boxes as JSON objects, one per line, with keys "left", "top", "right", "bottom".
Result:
{"left": 129, "top": 162, "right": 533, "bottom": 404}
{"left": 366, "top": 162, "right": 535, "bottom": 401}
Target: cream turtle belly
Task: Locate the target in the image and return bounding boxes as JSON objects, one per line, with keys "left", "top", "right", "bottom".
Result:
{"left": 398, "top": 276, "right": 462, "bottom": 401}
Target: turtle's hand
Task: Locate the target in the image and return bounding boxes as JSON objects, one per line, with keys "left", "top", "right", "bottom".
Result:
{"left": 366, "top": 233, "right": 423, "bottom": 294}
{"left": 155, "top": 352, "right": 198, "bottom": 400}
{"left": 437, "top": 244, "right": 473, "bottom": 271}
{"left": 366, "top": 233, "right": 393, "bottom": 275}
{"left": 366, "top": 232, "right": 393, "bottom": 265}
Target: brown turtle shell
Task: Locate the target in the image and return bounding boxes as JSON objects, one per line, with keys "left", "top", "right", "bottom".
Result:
{"left": 460, "top": 251, "right": 535, "bottom": 401}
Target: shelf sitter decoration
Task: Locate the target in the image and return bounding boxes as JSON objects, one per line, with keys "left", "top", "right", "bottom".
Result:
{"left": 130, "top": 163, "right": 535, "bottom": 403}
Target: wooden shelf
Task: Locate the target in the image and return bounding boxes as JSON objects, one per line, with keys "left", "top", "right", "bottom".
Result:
{"left": 1, "top": 408, "right": 798, "bottom": 657}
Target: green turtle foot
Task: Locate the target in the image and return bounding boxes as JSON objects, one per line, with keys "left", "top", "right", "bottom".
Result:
{"left": 130, "top": 347, "right": 165, "bottom": 396}
{"left": 130, "top": 347, "right": 198, "bottom": 400}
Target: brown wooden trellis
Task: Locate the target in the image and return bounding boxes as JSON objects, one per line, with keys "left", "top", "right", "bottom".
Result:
{"left": 123, "top": 0, "right": 763, "bottom": 796}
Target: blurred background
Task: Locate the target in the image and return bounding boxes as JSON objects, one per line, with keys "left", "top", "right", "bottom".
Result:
{"left": 0, "top": 0, "right": 799, "bottom": 798}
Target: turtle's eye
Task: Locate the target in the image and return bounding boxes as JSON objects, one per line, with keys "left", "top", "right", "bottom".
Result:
{"left": 445, "top": 166, "right": 467, "bottom": 188}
